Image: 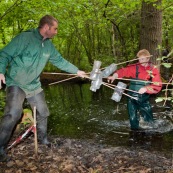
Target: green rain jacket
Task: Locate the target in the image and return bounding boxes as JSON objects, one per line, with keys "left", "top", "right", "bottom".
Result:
{"left": 0, "top": 28, "right": 79, "bottom": 97}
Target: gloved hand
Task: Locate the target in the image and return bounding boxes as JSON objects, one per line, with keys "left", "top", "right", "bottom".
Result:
{"left": 0, "top": 74, "right": 5, "bottom": 89}
{"left": 107, "top": 73, "right": 118, "bottom": 83}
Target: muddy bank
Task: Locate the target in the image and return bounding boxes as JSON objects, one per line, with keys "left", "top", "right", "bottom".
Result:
{"left": 0, "top": 135, "right": 172, "bottom": 173}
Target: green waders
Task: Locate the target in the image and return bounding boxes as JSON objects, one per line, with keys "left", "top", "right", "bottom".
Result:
{"left": 127, "top": 65, "right": 153, "bottom": 130}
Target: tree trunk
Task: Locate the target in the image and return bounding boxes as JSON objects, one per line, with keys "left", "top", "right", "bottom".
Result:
{"left": 111, "top": 24, "right": 116, "bottom": 58}
{"left": 139, "top": 0, "right": 162, "bottom": 66}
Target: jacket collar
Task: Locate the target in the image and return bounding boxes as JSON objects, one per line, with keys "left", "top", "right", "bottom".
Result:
{"left": 25, "top": 28, "right": 49, "bottom": 41}
{"left": 136, "top": 62, "right": 153, "bottom": 68}
{"left": 34, "top": 28, "right": 44, "bottom": 40}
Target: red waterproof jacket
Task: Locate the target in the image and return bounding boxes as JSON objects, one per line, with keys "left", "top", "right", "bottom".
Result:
{"left": 116, "top": 63, "right": 162, "bottom": 94}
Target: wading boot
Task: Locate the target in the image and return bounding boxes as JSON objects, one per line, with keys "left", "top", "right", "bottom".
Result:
{"left": 39, "top": 137, "right": 51, "bottom": 148}
{"left": 39, "top": 136, "right": 51, "bottom": 147}
{"left": 37, "top": 114, "right": 51, "bottom": 147}
{"left": 0, "top": 147, "right": 10, "bottom": 162}
{"left": 38, "top": 130, "right": 51, "bottom": 147}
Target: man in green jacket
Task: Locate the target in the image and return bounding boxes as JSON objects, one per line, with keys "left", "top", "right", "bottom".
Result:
{"left": 0, "top": 15, "right": 86, "bottom": 162}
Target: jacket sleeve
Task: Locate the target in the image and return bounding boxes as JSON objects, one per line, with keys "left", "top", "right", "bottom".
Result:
{"left": 0, "top": 34, "right": 24, "bottom": 74}
{"left": 145, "top": 66, "right": 162, "bottom": 94}
{"left": 116, "top": 64, "right": 136, "bottom": 78}
{"left": 0, "top": 51, "right": 10, "bottom": 74}
{"left": 49, "top": 43, "right": 78, "bottom": 74}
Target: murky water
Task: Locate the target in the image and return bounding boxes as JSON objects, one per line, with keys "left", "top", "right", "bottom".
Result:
{"left": 0, "top": 82, "right": 173, "bottom": 154}
{"left": 44, "top": 83, "right": 173, "bottom": 154}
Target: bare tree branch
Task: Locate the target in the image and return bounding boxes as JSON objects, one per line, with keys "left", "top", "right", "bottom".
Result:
{"left": 0, "top": 0, "right": 23, "bottom": 21}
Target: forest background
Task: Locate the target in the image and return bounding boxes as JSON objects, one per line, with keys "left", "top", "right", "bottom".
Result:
{"left": 0, "top": 0, "right": 173, "bottom": 102}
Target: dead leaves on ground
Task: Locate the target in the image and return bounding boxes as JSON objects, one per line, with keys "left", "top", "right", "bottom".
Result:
{"left": 0, "top": 136, "right": 172, "bottom": 173}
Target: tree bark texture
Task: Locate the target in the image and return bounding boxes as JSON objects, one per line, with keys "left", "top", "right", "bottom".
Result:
{"left": 139, "top": 0, "right": 162, "bottom": 65}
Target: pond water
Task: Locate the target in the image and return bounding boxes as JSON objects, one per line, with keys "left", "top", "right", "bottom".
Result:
{"left": 0, "top": 82, "right": 173, "bottom": 156}
{"left": 43, "top": 82, "right": 173, "bottom": 155}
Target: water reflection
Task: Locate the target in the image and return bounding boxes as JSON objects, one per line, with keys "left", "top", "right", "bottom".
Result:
{"left": 43, "top": 83, "right": 173, "bottom": 153}
{"left": 0, "top": 83, "right": 172, "bottom": 154}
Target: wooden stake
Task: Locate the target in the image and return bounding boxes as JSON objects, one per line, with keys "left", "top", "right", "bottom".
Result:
{"left": 103, "top": 82, "right": 138, "bottom": 100}
{"left": 86, "top": 75, "right": 140, "bottom": 95}
{"left": 116, "top": 56, "right": 152, "bottom": 65}
{"left": 49, "top": 76, "right": 78, "bottom": 85}
{"left": 43, "top": 72, "right": 76, "bottom": 75}
{"left": 33, "top": 106, "right": 38, "bottom": 157}
{"left": 112, "top": 77, "right": 165, "bottom": 85}
{"left": 44, "top": 71, "right": 171, "bottom": 86}
{"left": 105, "top": 82, "right": 139, "bottom": 94}
{"left": 100, "top": 56, "right": 153, "bottom": 70}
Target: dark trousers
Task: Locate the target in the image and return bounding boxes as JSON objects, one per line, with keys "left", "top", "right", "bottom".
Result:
{"left": 0, "top": 86, "right": 49, "bottom": 148}
{"left": 127, "top": 96, "right": 153, "bottom": 129}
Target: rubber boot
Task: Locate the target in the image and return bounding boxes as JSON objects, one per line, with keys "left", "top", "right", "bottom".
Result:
{"left": 37, "top": 117, "right": 51, "bottom": 147}
{"left": 0, "top": 113, "right": 22, "bottom": 162}
{"left": 0, "top": 147, "right": 10, "bottom": 162}
{"left": 27, "top": 91, "right": 51, "bottom": 147}
{"left": 0, "top": 86, "right": 25, "bottom": 162}
{"left": 139, "top": 100, "right": 153, "bottom": 122}
{"left": 127, "top": 98, "right": 140, "bottom": 130}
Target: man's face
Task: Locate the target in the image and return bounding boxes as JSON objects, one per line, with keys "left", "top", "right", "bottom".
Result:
{"left": 138, "top": 55, "right": 150, "bottom": 66}
{"left": 44, "top": 21, "right": 58, "bottom": 39}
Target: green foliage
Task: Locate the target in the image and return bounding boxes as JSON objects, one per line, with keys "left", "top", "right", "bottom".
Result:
{"left": 0, "top": 0, "right": 172, "bottom": 74}
{"left": 162, "top": 63, "right": 172, "bottom": 68}
{"left": 0, "top": 0, "right": 141, "bottom": 68}
{"left": 155, "top": 97, "right": 173, "bottom": 103}
{"left": 0, "top": 91, "right": 5, "bottom": 118}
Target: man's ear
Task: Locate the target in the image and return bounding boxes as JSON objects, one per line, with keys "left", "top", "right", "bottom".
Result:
{"left": 44, "top": 24, "right": 49, "bottom": 30}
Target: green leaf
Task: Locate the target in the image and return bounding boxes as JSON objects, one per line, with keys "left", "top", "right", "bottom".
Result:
{"left": 162, "top": 63, "right": 172, "bottom": 68}
{"left": 155, "top": 97, "right": 164, "bottom": 103}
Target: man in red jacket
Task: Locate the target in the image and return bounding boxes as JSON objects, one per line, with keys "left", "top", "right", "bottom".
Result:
{"left": 108, "top": 49, "right": 162, "bottom": 130}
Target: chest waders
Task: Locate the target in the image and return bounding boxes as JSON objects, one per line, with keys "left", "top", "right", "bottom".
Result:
{"left": 127, "top": 65, "right": 153, "bottom": 130}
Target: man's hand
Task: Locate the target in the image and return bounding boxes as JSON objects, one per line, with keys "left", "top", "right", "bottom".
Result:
{"left": 77, "top": 70, "right": 88, "bottom": 78}
{"left": 138, "top": 87, "right": 147, "bottom": 94}
{"left": 107, "top": 73, "right": 118, "bottom": 83}
{"left": 0, "top": 74, "right": 5, "bottom": 89}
